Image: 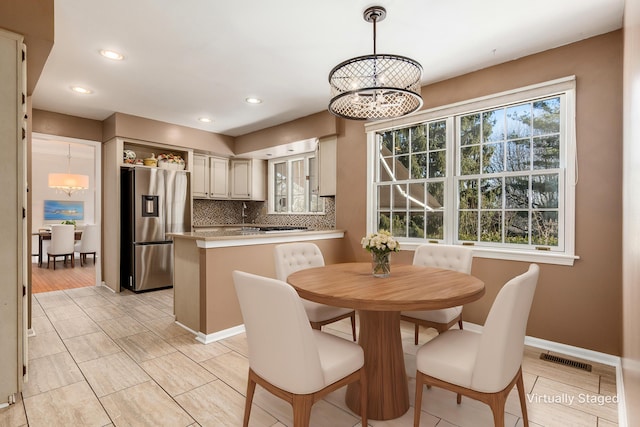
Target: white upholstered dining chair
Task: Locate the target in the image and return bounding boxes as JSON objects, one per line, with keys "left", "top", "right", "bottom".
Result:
{"left": 413, "top": 263, "right": 539, "bottom": 427}
{"left": 274, "top": 242, "right": 357, "bottom": 341}
{"left": 401, "top": 244, "right": 473, "bottom": 344}
{"left": 74, "top": 224, "right": 98, "bottom": 266}
{"left": 46, "top": 224, "right": 75, "bottom": 269}
{"left": 232, "top": 270, "right": 367, "bottom": 427}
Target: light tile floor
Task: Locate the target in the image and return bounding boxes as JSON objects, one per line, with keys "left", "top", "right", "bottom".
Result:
{"left": 0, "top": 286, "right": 619, "bottom": 427}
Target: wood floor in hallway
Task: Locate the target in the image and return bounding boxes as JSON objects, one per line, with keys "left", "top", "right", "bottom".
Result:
{"left": 31, "top": 261, "right": 96, "bottom": 293}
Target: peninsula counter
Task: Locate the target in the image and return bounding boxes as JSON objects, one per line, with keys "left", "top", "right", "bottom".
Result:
{"left": 169, "top": 229, "right": 346, "bottom": 343}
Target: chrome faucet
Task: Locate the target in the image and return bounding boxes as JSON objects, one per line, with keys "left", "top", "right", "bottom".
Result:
{"left": 241, "top": 202, "right": 248, "bottom": 224}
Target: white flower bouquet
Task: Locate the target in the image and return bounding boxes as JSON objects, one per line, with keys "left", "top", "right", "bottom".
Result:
{"left": 361, "top": 230, "right": 400, "bottom": 255}
{"left": 362, "top": 230, "right": 399, "bottom": 277}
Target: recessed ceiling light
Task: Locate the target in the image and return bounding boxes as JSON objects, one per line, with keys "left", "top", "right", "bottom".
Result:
{"left": 245, "top": 97, "right": 262, "bottom": 104}
{"left": 71, "top": 86, "right": 93, "bottom": 94}
{"left": 100, "top": 49, "right": 124, "bottom": 60}
{"left": 198, "top": 117, "right": 212, "bottom": 123}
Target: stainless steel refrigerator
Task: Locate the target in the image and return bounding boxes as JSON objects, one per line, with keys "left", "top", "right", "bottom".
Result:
{"left": 120, "top": 166, "right": 191, "bottom": 292}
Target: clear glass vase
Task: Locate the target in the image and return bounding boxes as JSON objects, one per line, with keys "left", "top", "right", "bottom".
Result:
{"left": 371, "top": 252, "right": 391, "bottom": 278}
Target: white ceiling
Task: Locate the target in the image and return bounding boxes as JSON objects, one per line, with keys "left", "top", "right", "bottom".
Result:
{"left": 31, "top": 0, "right": 624, "bottom": 138}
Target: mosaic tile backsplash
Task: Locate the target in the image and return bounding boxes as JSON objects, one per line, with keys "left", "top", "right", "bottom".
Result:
{"left": 192, "top": 197, "right": 336, "bottom": 230}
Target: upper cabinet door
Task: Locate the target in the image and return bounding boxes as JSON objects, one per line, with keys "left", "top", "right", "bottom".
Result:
{"left": 209, "top": 157, "right": 229, "bottom": 199}
{"left": 192, "top": 154, "right": 209, "bottom": 198}
{"left": 230, "top": 159, "right": 250, "bottom": 199}
{"left": 229, "top": 159, "right": 266, "bottom": 201}
{"left": 318, "top": 136, "right": 337, "bottom": 196}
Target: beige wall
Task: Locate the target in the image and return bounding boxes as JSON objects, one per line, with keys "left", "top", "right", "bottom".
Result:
{"left": 104, "top": 112, "right": 235, "bottom": 156}
{"left": 0, "top": 0, "right": 54, "bottom": 95}
{"left": 32, "top": 109, "right": 103, "bottom": 141}
{"left": 335, "top": 31, "right": 623, "bottom": 356}
{"left": 234, "top": 111, "right": 338, "bottom": 154}
{"left": 623, "top": 0, "right": 640, "bottom": 424}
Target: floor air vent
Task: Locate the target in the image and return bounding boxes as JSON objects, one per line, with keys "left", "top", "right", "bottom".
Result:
{"left": 539, "top": 353, "right": 592, "bottom": 372}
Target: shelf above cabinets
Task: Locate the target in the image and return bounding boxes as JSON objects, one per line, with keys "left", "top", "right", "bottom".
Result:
{"left": 122, "top": 141, "right": 188, "bottom": 170}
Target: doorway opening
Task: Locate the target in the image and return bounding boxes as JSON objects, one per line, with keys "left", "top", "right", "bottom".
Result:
{"left": 30, "top": 134, "right": 102, "bottom": 293}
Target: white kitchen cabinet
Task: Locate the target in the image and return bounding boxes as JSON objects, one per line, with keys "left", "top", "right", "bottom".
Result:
{"left": 209, "top": 156, "right": 229, "bottom": 199}
{"left": 318, "top": 136, "right": 337, "bottom": 196}
{"left": 192, "top": 154, "right": 208, "bottom": 198}
{"left": 192, "top": 155, "right": 229, "bottom": 199}
{"left": 230, "top": 159, "right": 265, "bottom": 200}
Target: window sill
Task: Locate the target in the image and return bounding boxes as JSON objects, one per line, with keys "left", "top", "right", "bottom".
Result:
{"left": 399, "top": 241, "right": 578, "bottom": 266}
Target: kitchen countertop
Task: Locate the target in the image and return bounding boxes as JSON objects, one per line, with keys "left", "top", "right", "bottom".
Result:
{"left": 169, "top": 227, "right": 345, "bottom": 248}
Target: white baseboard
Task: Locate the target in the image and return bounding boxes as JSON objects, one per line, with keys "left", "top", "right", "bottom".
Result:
{"left": 195, "top": 325, "right": 246, "bottom": 344}
{"left": 174, "top": 321, "right": 246, "bottom": 345}
{"left": 462, "top": 321, "right": 620, "bottom": 366}
{"left": 462, "top": 320, "right": 626, "bottom": 427}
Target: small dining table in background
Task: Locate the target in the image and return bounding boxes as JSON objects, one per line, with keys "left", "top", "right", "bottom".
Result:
{"left": 287, "top": 262, "right": 485, "bottom": 421}
{"left": 33, "top": 229, "right": 82, "bottom": 267}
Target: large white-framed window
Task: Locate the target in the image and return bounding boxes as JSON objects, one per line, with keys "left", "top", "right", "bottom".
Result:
{"left": 365, "top": 77, "right": 578, "bottom": 265}
{"left": 268, "top": 152, "right": 324, "bottom": 214}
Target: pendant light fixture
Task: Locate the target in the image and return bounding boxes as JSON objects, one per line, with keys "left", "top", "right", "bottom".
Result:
{"left": 48, "top": 144, "right": 89, "bottom": 197}
{"left": 328, "top": 6, "right": 423, "bottom": 121}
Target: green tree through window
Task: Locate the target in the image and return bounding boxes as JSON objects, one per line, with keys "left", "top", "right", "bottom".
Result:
{"left": 373, "top": 94, "right": 564, "bottom": 251}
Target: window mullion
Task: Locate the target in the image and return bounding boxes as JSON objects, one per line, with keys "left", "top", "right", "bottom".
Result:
{"left": 445, "top": 116, "right": 457, "bottom": 245}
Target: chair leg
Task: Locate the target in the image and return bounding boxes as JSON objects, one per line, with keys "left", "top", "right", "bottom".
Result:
{"left": 243, "top": 371, "right": 257, "bottom": 427}
{"left": 414, "top": 371, "right": 425, "bottom": 427}
{"left": 350, "top": 312, "right": 357, "bottom": 341}
{"left": 458, "top": 319, "right": 464, "bottom": 330}
{"left": 488, "top": 394, "right": 507, "bottom": 427}
{"left": 414, "top": 324, "right": 419, "bottom": 345}
{"left": 292, "top": 394, "right": 314, "bottom": 427}
{"left": 516, "top": 368, "right": 529, "bottom": 427}
{"left": 71, "top": 254, "right": 74, "bottom": 268}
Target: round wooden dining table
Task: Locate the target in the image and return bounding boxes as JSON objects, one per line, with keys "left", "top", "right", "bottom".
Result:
{"left": 287, "top": 262, "right": 485, "bottom": 421}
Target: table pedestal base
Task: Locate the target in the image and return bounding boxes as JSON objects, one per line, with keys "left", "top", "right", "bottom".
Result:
{"left": 346, "top": 310, "right": 410, "bottom": 420}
